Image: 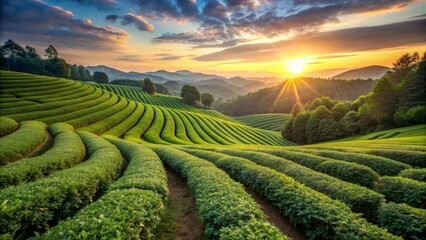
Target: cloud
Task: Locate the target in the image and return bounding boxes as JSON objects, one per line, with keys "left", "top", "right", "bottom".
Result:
{"left": 53, "top": 0, "right": 117, "bottom": 11}
{"left": 121, "top": 13, "right": 154, "bottom": 32}
{"left": 155, "top": 53, "right": 182, "bottom": 60}
{"left": 1, "top": 0, "right": 128, "bottom": 50}
{"left": 105, "top": 14, "right": 119, "bottom": 22}
{"left": 195, "top": 19, "right": 426, "bottom": 62}
{"left": 145, "top": 0, "right": 417, "bottom": 47}
{"left": 115, "top": 55, "right": 144, "bottom": 62}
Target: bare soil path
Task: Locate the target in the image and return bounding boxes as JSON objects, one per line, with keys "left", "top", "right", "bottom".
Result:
{"left": 245, "top": 187, "right": 306, "bottom": 240}
{"left": 155, "top": 167, "right": 206, "bottom": 240}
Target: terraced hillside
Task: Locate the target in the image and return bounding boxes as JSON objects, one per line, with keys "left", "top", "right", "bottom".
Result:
{"left": 0, "top": 70, "right": 425, "bottom": 240}
{"left": 233, "top": 113, "right": 292, "bottom": 131}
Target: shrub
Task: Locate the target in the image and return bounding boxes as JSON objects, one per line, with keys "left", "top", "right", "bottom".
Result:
{"left": 41, "top": 189, "right": 164, "bottom": 240}
{"left": 316, "top": 161, "right": 379, "bottom": 188}
{"left": 151, "top": 146, "right": 288, "bottom": 239}
{"left": 0, "top": 121, "right": 47, "bottom": 165}
{"left": 378, "top": 202, "right": 426, "bottom": 239}
{"left": 186, "top": 149, "right": 398, "bottom": 240}
{"left": 399, "top": 168, "right": 426, "bottom": 182}
{"left": 0, "top": 116, "right": 18, "bottom": 137}
{"left": 375, "top": 176, "right": 426, "bottom": 208}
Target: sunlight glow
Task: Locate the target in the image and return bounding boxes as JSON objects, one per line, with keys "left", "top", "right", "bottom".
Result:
{"left": 288, "top": 62, "right": 304, "bottom": 74}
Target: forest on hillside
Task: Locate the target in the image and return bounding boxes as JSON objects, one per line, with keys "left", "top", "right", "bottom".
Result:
{"left": 214, "top": 77, "right": 377, "bottom": 115}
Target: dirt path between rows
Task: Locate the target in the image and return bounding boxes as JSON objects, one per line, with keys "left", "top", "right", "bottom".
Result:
{"left": 245, "top": 187, "right": 306, "bottom": 240}
{"left": 155, "top": 168, "right": 206, "bottom": 240}
{"left": 26, "top": 130, "right": 53, "bottom": 158}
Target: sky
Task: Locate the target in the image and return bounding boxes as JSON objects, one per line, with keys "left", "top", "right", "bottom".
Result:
{"left": 1, "top": 0, "right": 425, "bottom": 78}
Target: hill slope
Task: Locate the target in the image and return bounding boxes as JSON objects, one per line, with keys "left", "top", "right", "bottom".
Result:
{"left": 332, "top": 65, "right": 390, "bottom": 80}
{"left": 233, "top": 113, "right": 292, "bottom": 131}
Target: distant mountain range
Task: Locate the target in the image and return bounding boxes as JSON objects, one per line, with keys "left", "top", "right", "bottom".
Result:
{"left": 332, "top": 65, "right": 390, "bottom": 80}
{"left": 87, "top": 64, "right": 390, "bottom": 99}
{"left": 86, "top": 65, "right": 274, "bottom": 99}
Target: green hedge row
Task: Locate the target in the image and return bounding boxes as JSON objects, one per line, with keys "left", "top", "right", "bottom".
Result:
{"left": 365, "top": 149, "right": 426, "bottom": 168}
{"left": 151, "top": 146, "right": 288, "bottom": 239}
{"left": 101, "top": 103, "right": 144, "bottom": 137}
{"left": 295, "top": 148, "right": 410, "bottom": 176}
{"left": 107, "top": 138, "right": 168, "bottom": 198}
{"left": 377, "top": 202, "right": 426, "bottom": 239}
{"left": 210, "top": 148, "right": 384, "bottom": 220}
{"left": 39, "top": 189, "right": 164, "bottom": 240}
{"left": 185, "top": 149, "right": 399, "bottom": 240}
{"left": 0, "top": 131, "right": 122, "bottom": 238}
{"left": 0, "top": 121, "right": 47, "bottom": 165}
{"left": 316, "top": 160, "right": 379, "bottom": 188}
{"left": 399, "top": 168, "right": 426, "bottom": 182}
{"left": 0, "top": 116, "right": 18, "bottom": 137}
{"left": 375, "top": 176, "right": 426, "bottom": 208}
{"left": 41, "top": 138, "right": 169, "bottom": 239}
{"left": 0, "top": 126, "right": 85, "bottom": 188}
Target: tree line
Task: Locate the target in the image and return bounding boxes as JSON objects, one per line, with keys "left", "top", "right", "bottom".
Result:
{"left": 282, "top": 52, "right": 426, "bottom": 144}
{"left": 0, "top": 39, "right": 109, "bottom": 84}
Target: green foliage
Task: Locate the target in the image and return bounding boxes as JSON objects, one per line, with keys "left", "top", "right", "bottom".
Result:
{"left": 0, "top": 127, "right": 85, "bottom": 188}
{"left": 151, "top": 146, "right": 287, "bottom": 239}
{"left": 316, "top": 161, "right": 379, "bottom": 188}
{"left": 369, "top": 77, "right": 398, "bottom": 125}
{"left": 331, "top": 102, "right": 351, "bottom": 121}
{"left": 207, "top": 148, "right": 384, "bottom": 220}
{"left": 142, "top": 77, "right": 156, "bottom": 94}
{"left": 394, "top": 105, "right": 426, "bottom": 125}
{"left": 399, "top": 168, "right": 426, "bottom": 182}
{"left": 92, "top": 71, "right": 109, "bottom": 83}
{"left": 186, "top": 149, "right": 397, "bottom": 240}
{"left": 41, "top": 189, "right": 164, "bottom": 240}
{"left": 305, "top": 96, "right": 337, "bottom": 111}
{"left": 0, "top": 117, "right": 18, "bottom": 137}
{"left": 180, "top": 85, "right": 200, "bottom": 105}
{"left": 44, "top": 45, "right": 58, "bottom": 59}
{"left": 290, "top": 102, "right": 303, "bottom": 116}
{"left": 44, "top": 57, "right": 71, "bottom": 79}
{"left": 378, "top": 203, "right": 426, "bottom": 239}
{"left": 154, "top": 83, "right": 170, "bottom": 95}
{"left": 0, "top": 121, "right": 47, "bottom": 165}
{"left": 234, "top": 113, "right": 291, "bottom": 131}
{"left": 0, "top": 131, "right": 123, "bottom": 237}
{"left": 107, "top": 138, "right": 168, "bottom": 198}
{"left": 387, "top": 52, "right": 420, "bottom": 84}
{"left": 201, "top": 92, "right": 214, "bottom": 108}
{"left": 291, "top": 111, "right": 310, "bottom": 143}
{"left": 375, "top": 176, "right": 426, "bottom": 208}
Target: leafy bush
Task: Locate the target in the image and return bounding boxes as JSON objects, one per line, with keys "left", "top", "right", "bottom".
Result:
{"left": 41, "top": 189, "right": 164, "bottom": 240}
{"left": 378, "top": 202, "right": 426, "bottom": 239}
{"left": 193, "top": 148, "right": 384, "bottom": 221}
{"left": 316, "top": 161, "right": 379, "bottom": 188}
{"left": 0, "top": 128, "right": 85, "bottom": 188}
{"left": 0, "top": 131, "right": 122, "bottom": 237}
{"left": 399, "top": 168, "right": 426, "bottom": 182}
{"left": 365, "top": 149, "right": 426, "bottom": 168}
{"left": 0, "top": 121, "right": 47, "bottom": 165}
{"left": 185, "top": 149, "right": 398, "bottom": 239}
{"left": 0, "top": 116, "right": 18, "bottom": 137}
{"left": 375, "top": 176, "right": 426, "bottom": 208}
{"left": 151, "top": 146, "right": 288, "bottom": 239}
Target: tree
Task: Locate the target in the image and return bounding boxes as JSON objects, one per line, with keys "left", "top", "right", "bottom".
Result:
{"left": 45, "top": 57, "right": 71, "bottom": 78}
{"left": 291, "top": 111, "right": 310, "bottom": 144}
{"left": 78, "top": 65, "right": 90, "bottom": 81}
{"left": 44, "top": 45, "right": 58, "bottom": 59}
{"left": 0, "top": 39, "right": 26, "bottom": 58}
{"left": 331, "top": 102, "right": 350, "bottom": 121}
{"left": 142, "top": 78, "right": 156, "bottom": 94}
{"left": 201, "top": 93, "right": 214, "bottom": 109}
{"left": 387, "top": 52, "right": 420, "bottom": 84}
{"left": 70, "top": 64, "right": 81, "bottom": 80}
{"left": 180, "top": 85, "right": 200, "bottom": 105}
{"left": 25, "top": 46, "right": 40, "bottom": 58}
{"left": 92, "top": 71, "right": 109, "bottom": 83}
{"left": 290, "top": 103, "right": 303, "bottom": 116}
{"left": 281, "top": 117, "right": 294, "bottom": 142}
{"left": 340, "top": 110, "right": 359, "bottom": 136}
{"left": 368, "top": 77, "right": 398, "bottom": 126}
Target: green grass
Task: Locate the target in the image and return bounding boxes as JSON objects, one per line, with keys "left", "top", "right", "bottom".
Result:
{"left": 233, "top": 113, "right": 292, "bottom": 131}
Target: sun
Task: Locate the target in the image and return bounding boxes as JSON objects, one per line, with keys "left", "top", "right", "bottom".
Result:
{"left": 288, "top": 62, "right": 305, "bottom": 75}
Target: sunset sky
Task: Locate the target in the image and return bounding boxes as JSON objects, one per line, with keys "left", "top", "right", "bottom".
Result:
{"left": 1, "top": 0, "right": 425, "bottom": 78}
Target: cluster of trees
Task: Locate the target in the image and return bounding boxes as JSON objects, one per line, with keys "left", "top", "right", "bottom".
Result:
{"left": 179, "top": 85, "right": 214, "bottom": 108}
{"left": 110, "top": 79, "right": 171, "bottom": 95}
{"left": 0, "top": 39, "right": 109, "bottom": 84}
{"left": 214, "top": 77, "right": 376, "bottom": 116}
{"left": 283, "top": 52, "right": 426, "bottom": 144}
